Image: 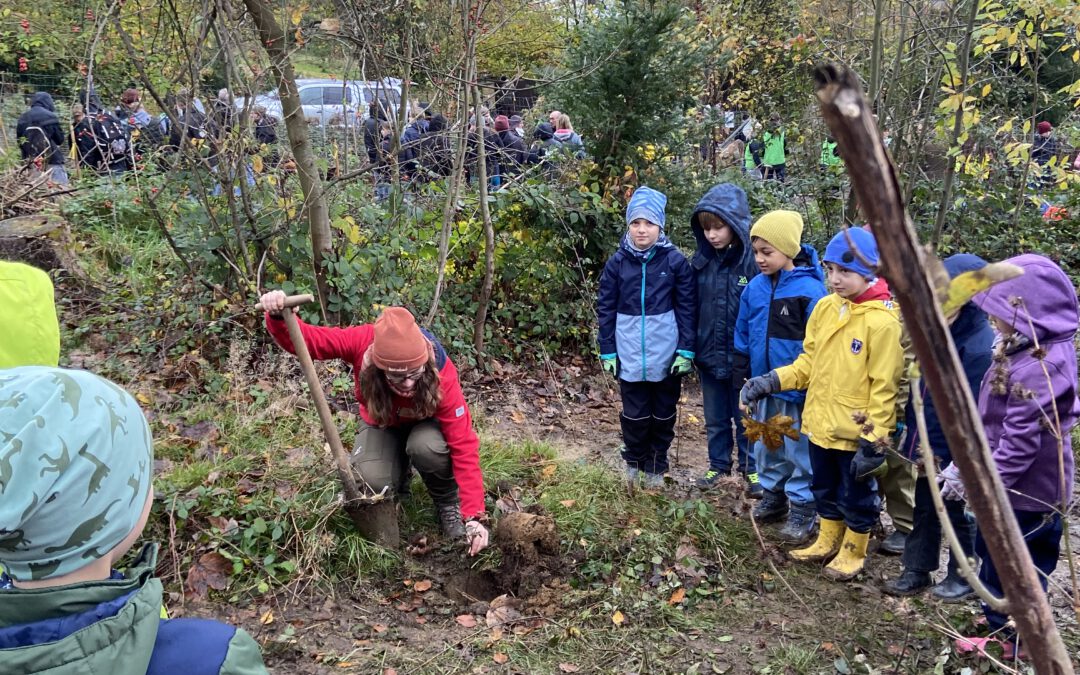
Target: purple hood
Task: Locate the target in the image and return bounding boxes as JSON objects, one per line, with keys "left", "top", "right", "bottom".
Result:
{"left": 974, "top": 254, "right": 1079, "bottom": 344}
{"left": 974, "top": 254, "right": 1079, "bottom": 512}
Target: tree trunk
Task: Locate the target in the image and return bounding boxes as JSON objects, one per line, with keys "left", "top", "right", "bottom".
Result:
{"left": 931, "top": 0, "right": 981, "bottom": 247}
{"left": 242, "top": 0, "right": 335, "bottom": 323}
{"left": 427, "top": 19, "right": 475, "bottom": 326}
{"left": 472, "top": 82, "right": 496, "bottom": 367}
{"left": 814, "top": 63, "right": 1074, "bottom": 674}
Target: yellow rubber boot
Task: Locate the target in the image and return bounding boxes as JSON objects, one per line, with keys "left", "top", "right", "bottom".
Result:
{"left": 789, "top": 518, "right": 844, "bottom": 562}
{"left": 823, "top": 528, "right": 871, "bottom": 581}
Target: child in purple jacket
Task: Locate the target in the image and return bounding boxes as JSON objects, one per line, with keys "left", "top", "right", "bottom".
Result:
{"left": 941, "top": 254, "right": 1079, "bottom": 659}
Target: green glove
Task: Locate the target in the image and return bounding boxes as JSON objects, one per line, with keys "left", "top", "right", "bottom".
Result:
{"left": 601, "top": 355, "right": 618, "bottom": 377}
{"left": 670, "top": 354, "right": 694, "bottom": 376}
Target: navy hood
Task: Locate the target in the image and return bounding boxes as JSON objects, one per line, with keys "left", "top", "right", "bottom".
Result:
{"left": 30, "top": 92, "right": 55, "bottom": 112}
{"left": 690, "top": 183, "right": 751, "bottom": 260}
{"left": 943, "top": 253, "right": 989, "bottom": 340}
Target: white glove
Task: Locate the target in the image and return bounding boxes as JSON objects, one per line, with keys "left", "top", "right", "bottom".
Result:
{"left": 259, "top": 290, "right": 287, "bottom": 314}
{"left": 465, "top": 520, "right": 489, "bottom": 556}
{"left": 938, "top": 463, "right": 966, "bottom": 502}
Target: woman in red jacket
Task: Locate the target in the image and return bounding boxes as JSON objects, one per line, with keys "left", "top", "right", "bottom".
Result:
{"left": 260, "top": 291, "right": 489, "bottom": 555}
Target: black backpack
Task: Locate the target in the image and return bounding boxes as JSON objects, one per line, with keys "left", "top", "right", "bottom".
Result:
{"left": 20, "top": 125, "right": 53, "bottom": 164}
{"left": 91, "top": 112, "right": 130, "bottom": 167}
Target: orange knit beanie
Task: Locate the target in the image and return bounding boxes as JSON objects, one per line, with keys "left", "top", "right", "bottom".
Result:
{"left": 371, "top": 307, "right": 429, "bottom": 371}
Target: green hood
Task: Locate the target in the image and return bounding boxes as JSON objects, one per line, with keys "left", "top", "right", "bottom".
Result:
{"left": 0, "top": 543, "right": 163, "bottom": 674}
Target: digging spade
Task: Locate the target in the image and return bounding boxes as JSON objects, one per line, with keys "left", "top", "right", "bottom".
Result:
{"left": 255, "top": 293, "right": 400, "bottom": 548}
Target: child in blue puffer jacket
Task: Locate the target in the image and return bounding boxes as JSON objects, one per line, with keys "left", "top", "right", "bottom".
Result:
{"left": 734, "top": 211, "right": 827, "bottom": 543}
{"left": 598, "top": 186, "right": 697, "bottom": 489}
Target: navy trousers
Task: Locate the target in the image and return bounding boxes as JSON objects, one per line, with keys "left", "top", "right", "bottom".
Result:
{"left": 903, "top": 476, "right": 976, "bottom": 574}
{"left": 976, "top": 509, "right": 1062, "bottom": 643}
{"left": 619, "top": 376, "right": 682, "bottom": 475}
{"left": 699, "top": 370, "right": 753, "bottom": 474}
{"left": 809, "top": 442, "right": 880, "bottom": 533}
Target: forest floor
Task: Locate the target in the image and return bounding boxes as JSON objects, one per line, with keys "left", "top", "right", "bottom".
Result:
{"left": 117, "top": 344, "right": 1077, "bottom": 675}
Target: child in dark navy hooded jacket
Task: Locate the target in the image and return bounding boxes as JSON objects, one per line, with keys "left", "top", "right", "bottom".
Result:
{"left": 882, "top": 254, "right": 993, "bottom": 602}
{"left": 598, "top": 186, "right": 696, "bottom": 489}
{"left": 688, "top": 183, "right": 760, "bottom": 494}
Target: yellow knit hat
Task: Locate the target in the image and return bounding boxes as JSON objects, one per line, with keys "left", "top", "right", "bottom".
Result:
{"left": 749, "top": 210, "right": 804, "bottom": 259}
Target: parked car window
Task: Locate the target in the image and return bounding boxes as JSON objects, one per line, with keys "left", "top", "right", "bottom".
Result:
{"left": 323, "top": 87, "right": 352, "bottom": 105}
{"left": 364, "top": 88, "right": 401, "bottom": 106}
{"left": 299, "top": 88, "right": 322, "bottom": 105}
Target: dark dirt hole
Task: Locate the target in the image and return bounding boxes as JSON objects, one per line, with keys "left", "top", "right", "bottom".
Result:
{"left": 445, "top": 569, "right": 504, "bottom": 605}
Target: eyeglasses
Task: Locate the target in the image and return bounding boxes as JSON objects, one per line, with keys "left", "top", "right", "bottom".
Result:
{"left": 384, "top": 367, "right": 426, "bottom": 383}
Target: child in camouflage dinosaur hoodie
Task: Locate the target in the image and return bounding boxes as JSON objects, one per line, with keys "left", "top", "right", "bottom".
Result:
{"left": 0, "top": 366, "right": 268, "bottom": 675}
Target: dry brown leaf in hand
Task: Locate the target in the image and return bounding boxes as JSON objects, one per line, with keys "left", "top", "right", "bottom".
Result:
{"left": 743, "top": 414, "right": 801, "bottom": 451}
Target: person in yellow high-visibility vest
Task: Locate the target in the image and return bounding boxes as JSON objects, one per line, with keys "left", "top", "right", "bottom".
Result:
{"left": 762, "top": 115, "right": 787, "bottom": 182}
{"left": 820, "top": 137, "right": 841, "bottom": 170}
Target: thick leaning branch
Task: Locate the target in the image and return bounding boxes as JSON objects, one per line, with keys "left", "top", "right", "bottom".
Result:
{"left": 813, "top": 63, "right": 1073, "bottom": 674}
{"left": 243, "top": 0, "right": 335, "bottom": 323}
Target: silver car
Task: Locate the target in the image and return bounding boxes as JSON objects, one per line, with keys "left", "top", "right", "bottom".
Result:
{"left": 236, "top": 79, "right": 402, "bottom": 126}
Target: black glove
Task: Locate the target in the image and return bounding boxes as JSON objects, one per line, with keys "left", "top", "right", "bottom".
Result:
{"left": 732, "top": 352, "right": 750, "bottom": 385}
{"left": 851, "top": 438, "right": 887, "bottom": 482}
{"left": 739, "top": 371, "right": 780, "bottom": 407}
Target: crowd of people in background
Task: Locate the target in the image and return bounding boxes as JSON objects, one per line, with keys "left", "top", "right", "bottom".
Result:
{"left": 14, "top": 82, "right": 593, "bottom": 197}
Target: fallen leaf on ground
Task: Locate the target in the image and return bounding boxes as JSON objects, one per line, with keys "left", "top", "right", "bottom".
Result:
{"left": 382, "top": 669, "right": 397, "bottom": 675}
{"left": 611, "top": 610, "right": 625, "bottom": 626}
{"left": 559, "top": 499, "right": 576, "bottom": 508}
{"left": 259, "top": 609, "right": 274, "bottom": 625}
{"left": 510, "top": 409, "right": 526, "bottom": 423}
{"left": 559, "top": 664, "right": 581, "bottom": 673}
{"left": 493, "top": 653, "right": 509, "bottom": 664}
{"left": 486, "top": 594, "right": 523, "bottom": 628}
{"left": 668, "top": 588, "right": 686, "bottom": 605}
{"left": 413, "top": 579, "right": 433, "bottom": 592}
{"left": 415, "top": 616, "right": 427, "bottom": 625}
{"left": 184, "top": 551, "right": 231, "bottom": 599}
{"left": 541, "top": 464, "right": 557, "bottom": 478}
{"left": 371, "top": 623, "right": 388, "bottom": 633}
{"left": 456, "top": 614, "right": 478, "bottom": 628}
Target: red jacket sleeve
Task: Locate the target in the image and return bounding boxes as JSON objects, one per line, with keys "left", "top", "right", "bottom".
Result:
{"left": 434, "top": 358, "right": 485, "bottom": 519}
{"left": 265, "top": 312, "right": 373, "bottom": 365}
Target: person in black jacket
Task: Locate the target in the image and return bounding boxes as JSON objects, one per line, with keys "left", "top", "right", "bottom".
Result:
{"left": 16, "top": 92, "right": 68, "bottom": 185}
{"left": 418, "top": 113, "right": 453, "bottom": 179}
{"left": 495, "top": 115, "right": 527, "bottom": 177}
{"left": 362, "top": 101, "right": 383, "bottom": 165}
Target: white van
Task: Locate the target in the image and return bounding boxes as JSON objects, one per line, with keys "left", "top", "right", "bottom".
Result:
{"left": 236, "top": 79, "right": 402, "bottom": 126}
